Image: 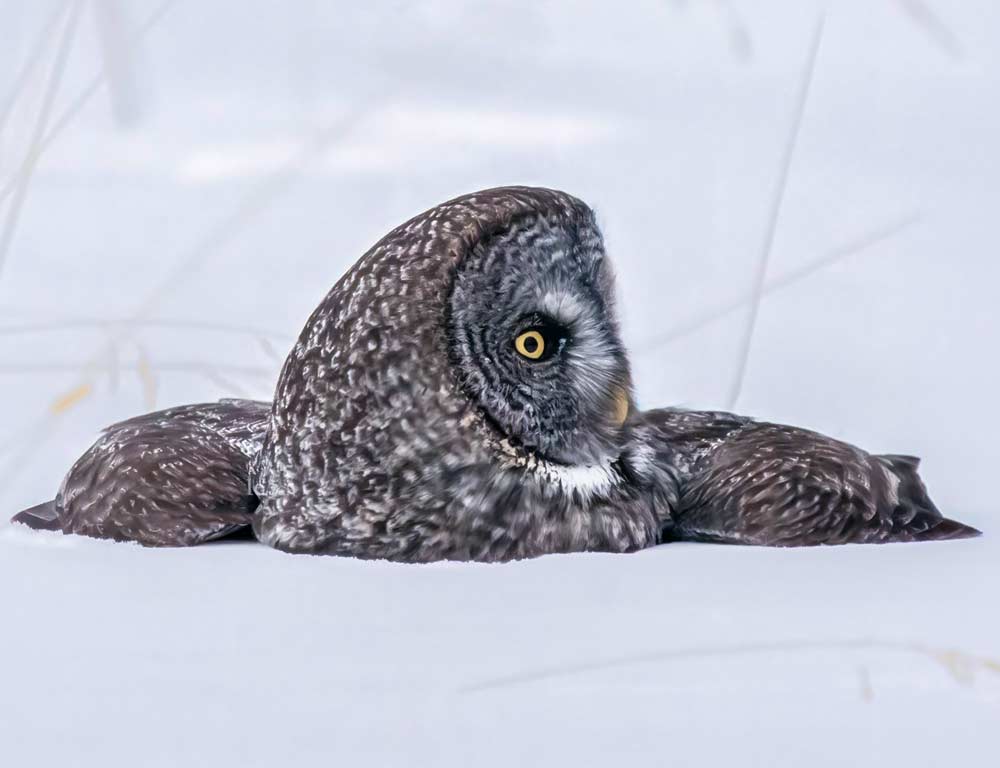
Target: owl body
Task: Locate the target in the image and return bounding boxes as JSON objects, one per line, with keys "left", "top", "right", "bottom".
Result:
{"left": 13, "top": 186, "right": 979, "bottom": 558}
{"left": 251, "top": 188, "right": 659, "bottom": 560}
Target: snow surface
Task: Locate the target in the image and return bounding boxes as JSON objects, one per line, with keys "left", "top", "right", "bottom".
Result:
{"left": 1, "top": 1, "right": 998, "bottom": 766}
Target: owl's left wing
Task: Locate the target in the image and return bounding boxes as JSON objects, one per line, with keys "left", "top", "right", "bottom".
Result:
{"left": 632, "top": 409, "right": 980, "bottom": 546}
{"left": 12, "top": 400, "right": 270, "bottom": 547}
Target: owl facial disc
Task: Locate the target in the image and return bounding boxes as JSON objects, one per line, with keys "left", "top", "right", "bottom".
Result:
{"left": 448, "top": 210, "right": 633, "bottom": 468}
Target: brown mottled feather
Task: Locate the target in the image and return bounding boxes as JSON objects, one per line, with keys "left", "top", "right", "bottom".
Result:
{"left": 633, "top": 409, "right": 980, "bottom": 546}
{"left": 13, "top": 400, "right": 269, "bottom": 546}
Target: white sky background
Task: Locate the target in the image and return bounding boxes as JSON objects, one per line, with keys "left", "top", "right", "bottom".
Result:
{"left": 0, "top": 2, "right": 998, "bottom": 766}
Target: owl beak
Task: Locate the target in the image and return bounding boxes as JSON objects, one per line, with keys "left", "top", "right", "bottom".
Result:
{"left": 610, "top": 386, "right": 631, "bottom": 426}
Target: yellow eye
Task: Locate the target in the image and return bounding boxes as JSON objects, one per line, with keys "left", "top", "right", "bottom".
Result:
{"left": 515, "top": 330, "right": 545, "bottom": 360}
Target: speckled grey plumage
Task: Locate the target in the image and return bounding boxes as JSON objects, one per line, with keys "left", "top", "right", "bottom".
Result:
{"left": 251, "top": 187, "right": 660, "bottom": 561}
{"left": 12, "top": 186, "right": 980, "bottom": 557}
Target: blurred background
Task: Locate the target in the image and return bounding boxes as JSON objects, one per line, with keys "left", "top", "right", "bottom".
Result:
{"left": 1, "top": 0, "right": 997, "bottom": 526}
{"left": 1, "top": 3, "right": 999, "bottom": 766}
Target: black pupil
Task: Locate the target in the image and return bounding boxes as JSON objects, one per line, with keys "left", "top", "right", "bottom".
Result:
{"left": 523, "top": 335, "right": 539, "bottom": 353}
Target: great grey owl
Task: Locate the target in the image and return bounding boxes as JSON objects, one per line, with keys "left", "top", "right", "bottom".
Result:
{"left": 12, "top": 187, "right": 980, "bottom": 560}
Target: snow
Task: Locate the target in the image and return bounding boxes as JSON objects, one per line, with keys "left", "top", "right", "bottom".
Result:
{"left": 4, "top": 527, "right": 998, "bottom": 766}
{"left": 1, "top": 1, "right": 998, "bottom": 765}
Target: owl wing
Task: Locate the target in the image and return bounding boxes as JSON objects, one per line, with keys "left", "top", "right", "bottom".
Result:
{"left": 12, "top": 400, "right": 270, "bottom": 547}
{"left": 636, "top": 410, "right": 980, "bottom": 546}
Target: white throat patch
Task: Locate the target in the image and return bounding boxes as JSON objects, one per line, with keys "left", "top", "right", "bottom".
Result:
{"left": 493, "top": 437, "right": 621, "bottom": 500}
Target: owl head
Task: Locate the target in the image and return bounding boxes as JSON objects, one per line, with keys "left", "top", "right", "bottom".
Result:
{"left": 447, "top": 203, "right": 633, "bottom": 467}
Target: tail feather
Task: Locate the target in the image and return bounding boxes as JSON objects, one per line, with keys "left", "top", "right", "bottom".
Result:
{"left": 11, "top": 501, "right": 62, "bottom": 531}
{"left": 877, "top": 453, "right": 981, "bottom": 542}
{"left": 912, "top": 516, "right": 981, "bottom": 541}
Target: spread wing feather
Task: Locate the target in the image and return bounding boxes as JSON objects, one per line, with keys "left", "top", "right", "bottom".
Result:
{"left": 634, "top": 409, "right": 980, "bottom": 546}
{"left": 12, "top": 400, "right": 270, "bottom": 547}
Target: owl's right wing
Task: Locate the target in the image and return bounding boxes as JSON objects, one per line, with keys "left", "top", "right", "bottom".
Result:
{"left": 12, "top": 400, "right": 270, "bottom": 547}
{"left": 633, "top": 409, "right": 980, "bottom": 546}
